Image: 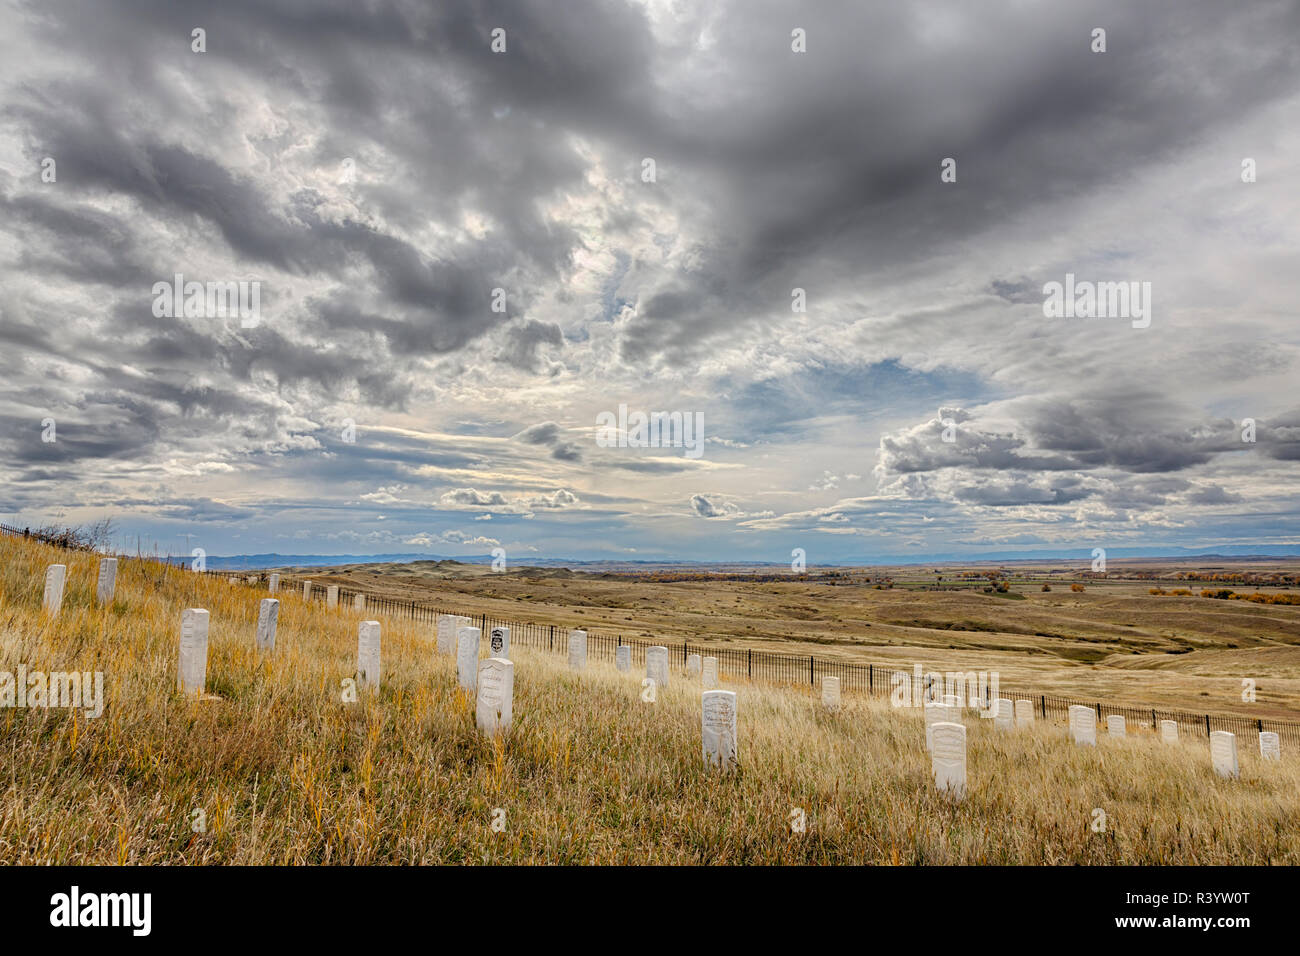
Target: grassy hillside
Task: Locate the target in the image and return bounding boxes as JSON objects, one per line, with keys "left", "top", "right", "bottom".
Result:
{"left": 1, "top": 536, "right": 1297, "bottom": 864}
{"left": 300, "top": 560, "right": 1300, "bottom": 717}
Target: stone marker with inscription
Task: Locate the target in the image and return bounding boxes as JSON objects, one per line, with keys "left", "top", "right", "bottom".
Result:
{"left": 353, "top": 593, "right": 365, "bottom": 612}
{"left": 686, "top": 654, "right": 701, "bottom": 678}
{"left": 646, "top": 646, "right": 670, "bottom": 690}
{"left": 701, "top": 656, "right": 718, "bottom": 689}
{"left": 1258, "top": 733, "right": 1279, "bottom": 764}
{"left": 1160, "top": 719, "right": 1178, "bottom": 743}
{"left": 488, "top": 625, "right": 510, "bottom": 659}
{"left": 327, "top": 585, "right": 339, "bottom": 609}
{"left": 568, "top": 629, "right": 587, "bottom": 671}
{"left": 1014, "top": 699, "right": 1034, "bottom": 727}
{"left": 616, "top": 646, "right": 631, "bottom": 672}
{"left": 268, "top": 573, "right": 280, "bottom": 594}
{"left": 822, "top": 676, "right": 840, "bottom": 711}
{"left": 457, "top": 626, "right": 481, "bottom": 691}
{"left": 302, "top": 581, "right": 312, "bottom": 600}
{"left": 1068, "top": 705, "right": 1097, "bottom": 746}
{"left": 178, "top": 608, "right": 210, "bottom": 695}
{"left": 256, "top": 598, "right": 279, "bottom": 651}
{"left": 1259, "top": 731, "right": 1280, "bottom": 760}
{"left": 995, "top": 698, "right": 1014, "bottom": 731}
{"left": 930, "top": 721, "right": 967, "bottom": 799}
{"left": 95, "top": 558, "right": 117, "bottom": 605}
{"left": 43, "top": 564, "right": 67, "bottom": 616}
{"left": 476, "top": 657, "right": 514, "bottom": 735}
{"left": 1107, "top": 715, "right": 1126, "bottom": 738}
{"left": 1210, "top": 730, "right": 1239, "bottom": 779}
{"left": 702, "top": 689, "right": 738, "bottom": 772}
{"left": 357, "top": 620, "right": 381, "bottom": 690}
{"left": 436, "top": 615, "right": 469, "bottom": 656}
{"left": 436, "top": 615, "right": 455, "bottom": 655}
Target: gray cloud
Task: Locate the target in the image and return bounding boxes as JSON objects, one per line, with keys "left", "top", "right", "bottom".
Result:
{"left": 2, "top": 0, "right": 1298, "bottom": 560}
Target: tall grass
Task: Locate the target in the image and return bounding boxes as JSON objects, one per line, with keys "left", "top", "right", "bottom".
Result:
{"left": 1, "top": 536, "right": 1296, "bottom": 864}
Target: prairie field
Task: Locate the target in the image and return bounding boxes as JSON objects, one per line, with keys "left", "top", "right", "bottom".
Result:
{"left": 1, "top": 536, "right": 1298, "bottom": 865}
{"left": 302, "top": 558, "right": 1300, "bottom": 719}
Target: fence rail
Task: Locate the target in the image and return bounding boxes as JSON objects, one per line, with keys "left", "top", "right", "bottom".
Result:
{"left": 259, "top": 569, "right": 1300, "bottom": 749}
{"left": 6, "top": 523, "right": 1298, "bottom": 749}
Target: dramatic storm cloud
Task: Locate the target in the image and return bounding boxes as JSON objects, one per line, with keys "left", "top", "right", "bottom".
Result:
{"left": 2, "top": 0, "right": 1298, "bottom": 561}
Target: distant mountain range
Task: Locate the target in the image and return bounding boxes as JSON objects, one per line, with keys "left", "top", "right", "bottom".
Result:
{"left": 177, "top": 544, "right": 1300, "bottom": 572}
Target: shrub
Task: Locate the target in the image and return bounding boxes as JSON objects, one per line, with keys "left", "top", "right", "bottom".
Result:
{"left": 1149, "top": 588, "right": 1166, "bottom": 595}
{"left": 1041, "top": 584, "right": 1052, "bottom": 592}
{"left": 1070, "top": 583, "right": 1085, "bottom": 592}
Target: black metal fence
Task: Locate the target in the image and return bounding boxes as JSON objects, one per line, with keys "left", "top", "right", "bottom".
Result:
{"left": 7, "top": 522, "right": 1297, "bottom": 751}
{"left": 251, "top": 569, "right": 1300, "bottom": 750}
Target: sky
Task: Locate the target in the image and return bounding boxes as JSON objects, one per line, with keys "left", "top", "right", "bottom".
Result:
{"left": 1, "top": 0, "right": 1299, "bottom": 564}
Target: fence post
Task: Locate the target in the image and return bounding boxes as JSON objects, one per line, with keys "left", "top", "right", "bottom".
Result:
{"left": 549, "top": 625, "right": 554, "bottom": 651}
{"left": 1095, "top": 702, "right": 1101, "bottom": 720}
{"left": 1205, "top": 714, "right": 1211, "bottom": 737}
{"left": 1040, "top": 695, "right": 1046, "bottom": 718}
{"left": 748, "top": 649, "right": 752, "bottom": 678}
{"left": 810, "top": 655, "right": 814, "bottom": 686}
{"left": 1151, "top": 709, "right": 1156, "bottom": 729}
{"left": 1258, "top": 718, "right": 1263, "bottom": 733}
{"left": 869, "top": 664, "right": 873, "bottom": 693}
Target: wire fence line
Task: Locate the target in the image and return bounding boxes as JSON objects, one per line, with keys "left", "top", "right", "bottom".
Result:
{"left": 5, "top": 523, "right": 1296, "bottom": 749}
{"left": 248, "top": 567, "right": 1300, "bottom": 750}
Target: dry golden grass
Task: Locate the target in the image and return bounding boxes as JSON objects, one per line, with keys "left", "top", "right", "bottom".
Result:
{"left": 304, "top": 560, "right": 1300, "bottom": 717}
{"left": 1, "top": 536, "right": 1297, "bottom": 864}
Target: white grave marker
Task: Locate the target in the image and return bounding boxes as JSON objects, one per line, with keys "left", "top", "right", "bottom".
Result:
{"left": 1014, "top": 699, "right": 1034, "bottom": 726}
{"left": 615, "top": 646, "right": 631, "bottom": 672}
{"left": 1107, "top": 715, "right": 1126, "bottom": 738}
{"left": 686, "top": 654, "right": 701, "bottom": 677}
{"left": 1160, "top": 719, "right": 1178, "bottom": 743}
{"left": 268, "top": 573, "right": 280, "bottom": 594}
{"left": 1069, "top": 705, "right": 1097, "bottom": 746}
{"left": 256, "top": 598, "right": 279, "bottom": 651}
{"left": 1210, "top": 730, "right": 1239, "bottom": 779}
{"left": 457, "top": 627, "right": 481, "bottom": 691}
{"left": 476, "top": 658, "right": 514, "bottom": 735}
{"left": 995, "top": 698, "right": 1014, "bottom": 731}
{"left": 943, "top": 693, "right": 960, "bottom": 710}
{"left": 302, "top": 581, "right": 312, "bottom": 600}
{"left": 702, "top": 689, "right": 738, "bottom": 772}
{"left": 43, "top": 564, "right": 66, "bottom": 615}
{"left": 436, "top": 615, "right": 455, "bottom": 655}
{"left": 326, "top": 585, "right": 339, "bottom": 609}
{"left": 178, "top": 608, "right": 210, "bottom": 695}
{"left": 646, "top": 646, "right": 670, "bottom": 690}
{"left": 1259, "top": 731, "right": 1280, "bottom": 760}
{"left": 488, "top": 625, "right": 510, "bottom": 658}
{"left": 353, "top": 593, "right": 365, "bottom": 612}
{"left": 931, "top": 721, "right": 967, "bottom": 799}
{"left": 568, "top": 629, "right": 587, "bottom": 671}
{"left": 821, "top": 676, "right": 841, "bottom": 711}
{"left": 701, "top": 656, "right": 718, "bottom": 689}
{"left": 1258, "top": 733, "right": 1279, "bottom": 764}
{"left": 436, "top": 615, "right": 469, "bottom": 655}
{"left": 357, "top": 621, "right": 381, "bottom": 690}
{"left": 95, "top": 558, "right": 117, "bottom": 605}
